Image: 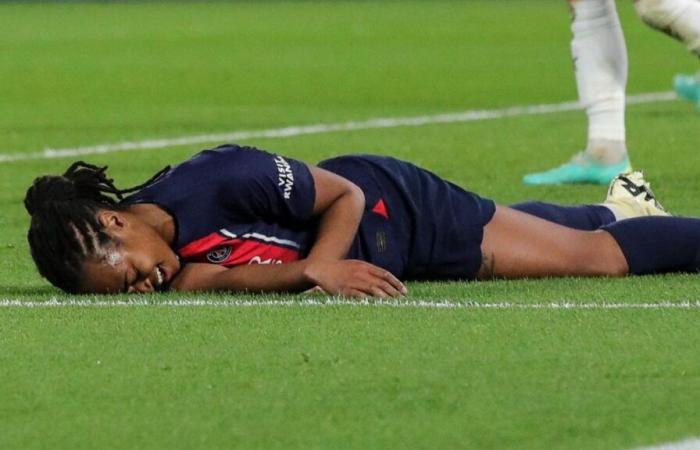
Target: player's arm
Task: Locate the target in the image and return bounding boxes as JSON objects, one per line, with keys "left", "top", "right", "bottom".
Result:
{"left": 170, "top": 165, "right": 407, "bottom": 297}
{"left": 305, "top": 165, "right": 366, "bottom": 261}
{"left": 170, "top": 257, "right": 405, "bottom": 297}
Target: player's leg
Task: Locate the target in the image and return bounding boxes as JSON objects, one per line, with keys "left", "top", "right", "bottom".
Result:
{"left": 479, "top": 206, "right": 700, "bottom": 279}
{"left": 635, "top": 0, "right": 700, "bottom": 57}
{"left": 511, "top": 201, "right": 615, "bottom": 230}
{"left": 523, "top": 0, "right": 630, "bottom": 186}
{"left": 478, "top": 205, "right": 627, "bottom": 279}
{"left": 513, "top": 171, "right": 668, "bottom": 230}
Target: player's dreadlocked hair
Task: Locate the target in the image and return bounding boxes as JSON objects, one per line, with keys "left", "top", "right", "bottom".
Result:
{"left": 24, "top": 162, "right": 170, "bottom": 293}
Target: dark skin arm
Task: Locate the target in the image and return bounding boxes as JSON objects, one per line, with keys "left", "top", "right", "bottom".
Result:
{"left": 170, "top": 165, "right": 407, "bottom": 298}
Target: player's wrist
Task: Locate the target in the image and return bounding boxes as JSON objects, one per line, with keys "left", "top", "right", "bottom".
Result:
{"left": 301, "top": 257, "right": 333, "bottom": 285}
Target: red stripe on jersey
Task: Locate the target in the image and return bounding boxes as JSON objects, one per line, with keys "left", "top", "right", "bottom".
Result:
{"left": 223, "top": 240, "right": 299, "bottom": 266}
{"left": 178, "top": 232, "right": 300, "bottom": 266}
{"left": 179, "top": 233, "right": 229, "bottom": 258}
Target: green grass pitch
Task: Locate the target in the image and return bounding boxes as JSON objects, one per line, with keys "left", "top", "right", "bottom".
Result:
{"left": 1, "top": 1, "right": 700, "bottom": 449}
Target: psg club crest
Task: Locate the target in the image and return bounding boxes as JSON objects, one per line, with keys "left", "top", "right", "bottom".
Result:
{"left": 206, "top": 246, "right": 232, "bottom": 264}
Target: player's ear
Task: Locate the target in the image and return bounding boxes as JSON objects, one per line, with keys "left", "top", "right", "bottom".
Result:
{"left": 97, "top": 210, "right": 127, "bottom": 233}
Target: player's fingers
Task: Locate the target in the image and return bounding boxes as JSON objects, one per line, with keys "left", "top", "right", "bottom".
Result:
{"left": 369, "top": 268, "right": 407, "bottom": 294}
{"left": 369, "top": 286, "right": 389, "bottom": 299}
{"left": 348, "top": 278, "right": 385, "bottom": 298}
{"left": 354, "top": 271, "right": 401, "bottom": 297}
{"left": 347, "top": 280, "right": 394, "bottom": 299}
{"left": 372, "top": 279, "right": 402, "bottom": 298}
{"left": 346, "top": 288, "right": 370, "bottom": 299}
{"left": 350, "top": 268, "right": 402, "bottom": 298}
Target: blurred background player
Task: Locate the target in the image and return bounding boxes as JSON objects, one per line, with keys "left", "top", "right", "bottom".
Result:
{"left": 523, "top": 0, "right": 700, "bottom": 185}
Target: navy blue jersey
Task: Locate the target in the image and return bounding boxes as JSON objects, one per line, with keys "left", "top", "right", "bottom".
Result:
{"left": 122, "top": 144, "right": 495, "bottom": 280}
{"left": 123, "top": 145, "right": 317, "bottom": 266}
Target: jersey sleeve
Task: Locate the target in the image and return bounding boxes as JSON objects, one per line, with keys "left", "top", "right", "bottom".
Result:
{"left": 201, "top": 144, "right": 316, "bottom": 223}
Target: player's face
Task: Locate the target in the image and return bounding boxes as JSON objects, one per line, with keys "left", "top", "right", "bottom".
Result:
{"left": 79, "top": 212, "right": 181, "bottom": 294}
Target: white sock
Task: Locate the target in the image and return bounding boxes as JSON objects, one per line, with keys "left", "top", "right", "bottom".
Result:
{"left": 635, "top": 0, "right": 700, "bottom": 57}
{"left": 570, "top": 0, "right": 628, "bottom": 163}
{"left": 585, "top": 138, "right": 628, "bottom": 164}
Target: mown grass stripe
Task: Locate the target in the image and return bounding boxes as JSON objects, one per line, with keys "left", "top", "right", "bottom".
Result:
{"left": 0, "top": 91, "right": 676, "bottom": 163}
{"left": 1, "top": 298, "right": 699, "bottom": 309}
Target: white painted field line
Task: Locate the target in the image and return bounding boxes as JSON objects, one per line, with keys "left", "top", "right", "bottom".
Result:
{"left": 0, "top": 91, "right": 676, "bottom": 163}
{"left": 1, "top": 298, "right": 699, "bottom": 309}
{"left": 633, "top": 437, "right": 700, "bottom": 450}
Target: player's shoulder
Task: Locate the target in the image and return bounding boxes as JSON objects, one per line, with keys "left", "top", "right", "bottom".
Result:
{"left": 164, "top": 144, "right": 283, "bottom": 181}
{"left": 185, "top": 143, "right": 273, "bottom": 166}
{"left": 122, "top": 144, "right": 268, "bottom": 202}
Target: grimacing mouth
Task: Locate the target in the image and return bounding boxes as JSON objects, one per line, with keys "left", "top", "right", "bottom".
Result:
{"left": 155, "top": 265, "right": 164, "bottom": 287}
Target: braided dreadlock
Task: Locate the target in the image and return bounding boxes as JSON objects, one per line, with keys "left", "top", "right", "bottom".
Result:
{"left": 25, "top": 162, "right": 170, "bottom": 293}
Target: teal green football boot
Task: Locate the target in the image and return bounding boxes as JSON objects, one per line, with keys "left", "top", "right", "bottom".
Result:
{"left": 673, "top": 73, "right": 700, "bottom": 110}
{"left": 523, "top": 153, "right": 631, "bottom": 185}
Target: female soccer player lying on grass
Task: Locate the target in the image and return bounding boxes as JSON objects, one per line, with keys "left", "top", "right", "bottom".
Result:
{"left": 24, "top": 144, "right": 694, "bottom": 297}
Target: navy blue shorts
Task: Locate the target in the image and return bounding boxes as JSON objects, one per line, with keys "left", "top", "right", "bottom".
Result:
{"left": 319, "top": 155, "right": 496, "bottom": 281}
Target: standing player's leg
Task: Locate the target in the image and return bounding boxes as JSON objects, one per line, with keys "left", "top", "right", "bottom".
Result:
{"left": 524, "top": 0, "right": 631, "bottom": 186}
{"left": 635, "top": 0, "right": 700, "bottom": 57}
{"left": 634, "top": 0, "right": 700, "bottom": 111}
{"left": 478, "top": 205, "right": 700, "bottom": 279}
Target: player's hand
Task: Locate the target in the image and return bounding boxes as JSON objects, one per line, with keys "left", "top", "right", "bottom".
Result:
{"left": 304, "top": 259, "right": 408, "bottom": 298}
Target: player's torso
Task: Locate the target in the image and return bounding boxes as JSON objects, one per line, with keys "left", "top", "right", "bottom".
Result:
{"left": 120, "top": 145, "right": 318, "bottom": 269}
